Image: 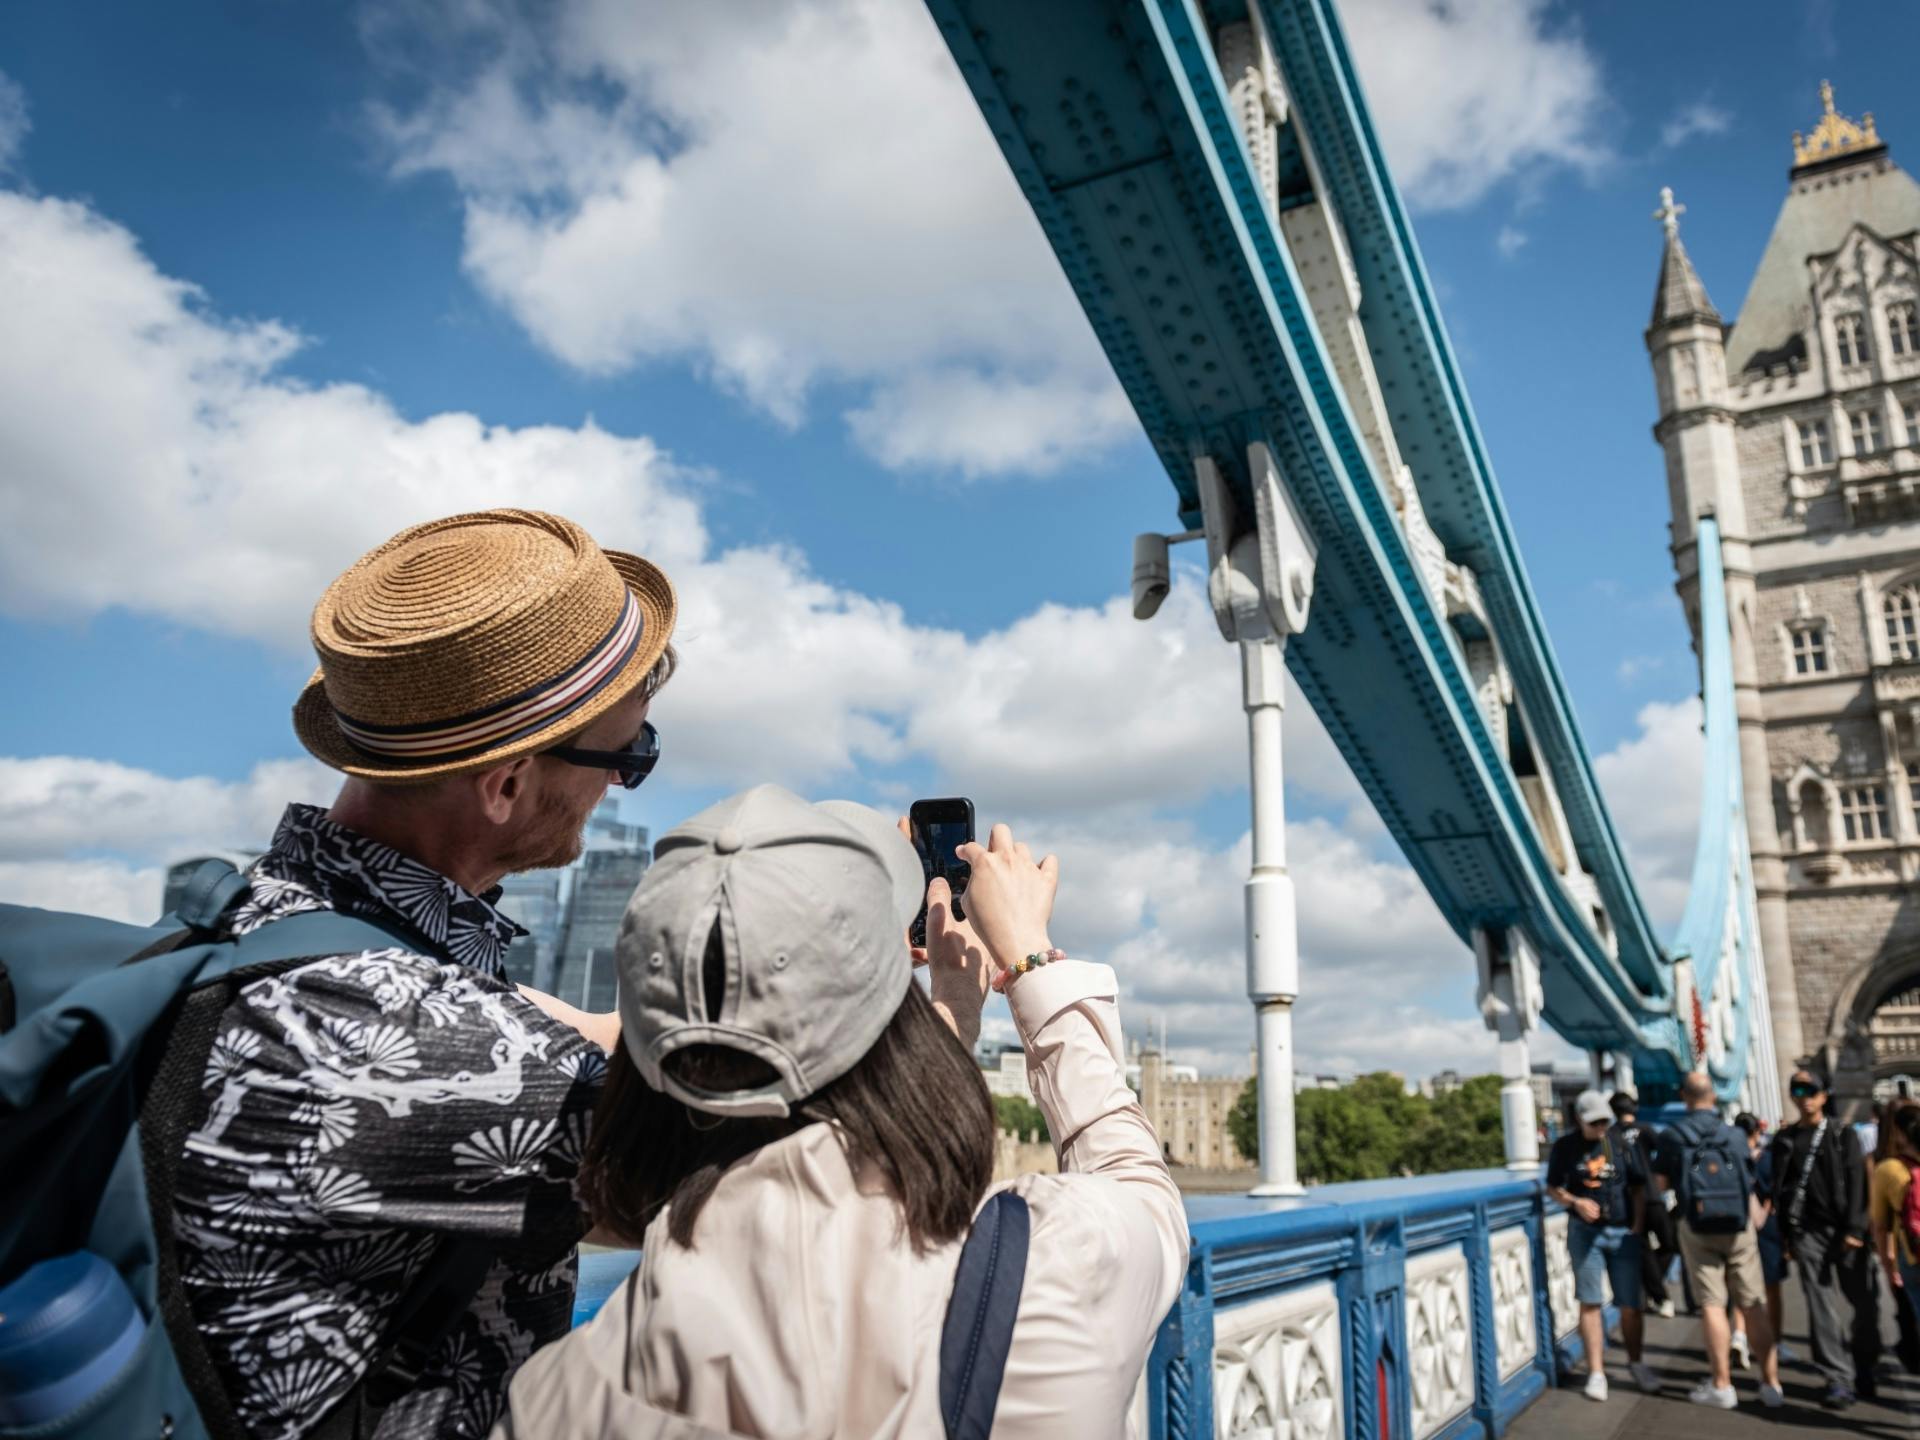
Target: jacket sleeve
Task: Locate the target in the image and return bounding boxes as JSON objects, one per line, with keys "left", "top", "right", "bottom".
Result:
{"left": 1843, "top": 1128, "right": 1869, "bottom": 1241}
{"left": 1007, "top": 962, "right": 1188, "bottom": 1282}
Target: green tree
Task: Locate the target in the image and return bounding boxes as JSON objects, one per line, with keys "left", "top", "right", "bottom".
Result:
{"left": 1227, "top": 1077, "right": 1258, "bottom": 1164}
{"left": 1225, "top": 1071, "right": 1504, "bottom": 1183}
{"left": 1401, "top": 1075, "right": 1506, "bottom": 1175}
{"left": 994, "top": 1094, "right": 1049, "bottom": 1144}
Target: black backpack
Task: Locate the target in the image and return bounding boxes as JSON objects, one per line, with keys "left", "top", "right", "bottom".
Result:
{"left": 1674, "top": 1118, "right": 1751, "bottom": 1234}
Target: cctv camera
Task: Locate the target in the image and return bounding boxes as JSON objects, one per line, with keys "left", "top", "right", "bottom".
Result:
{"left": 1132, "top": 532, "right": 1171, "bottom": 620}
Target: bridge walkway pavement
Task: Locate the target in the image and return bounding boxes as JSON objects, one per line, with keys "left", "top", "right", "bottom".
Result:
{"left": 1511, "top": 1282, "right": 1917, "bottom": 1439}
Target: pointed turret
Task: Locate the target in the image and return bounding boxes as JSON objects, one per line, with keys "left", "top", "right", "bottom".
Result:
{"left": 1650, "top": 187, "right": 1719, "bottom": 330}
{"left": 1645, "top": 185, "right": 1748, "bottom": 570}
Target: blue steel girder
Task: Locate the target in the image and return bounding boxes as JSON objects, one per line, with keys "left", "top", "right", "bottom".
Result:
{"left": 1248, "top": 0, "right": 1669, "bottom": 999}
{"left": 922, "top": 0, "right": 1670, "bottom": 1053}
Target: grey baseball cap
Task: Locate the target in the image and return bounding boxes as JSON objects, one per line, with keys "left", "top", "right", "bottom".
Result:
{"left": 1575, "top": 1089, "right": 1612, "bottom": 1125}
{"left": 615, "top": 784, "right": 924, "bottom": 1118}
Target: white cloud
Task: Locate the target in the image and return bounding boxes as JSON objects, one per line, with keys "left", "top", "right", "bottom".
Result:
{"left": 1037, "top": 816, "right": 1483, "bottom": 1077}
{"left": 1495, "top": 225, "right": 1529, "bottom": 260}
{"left": 0, "top": 189, "right": 708, "bottom": 647}
{"left": 844, "top": 368, "right": 1137, "bottom": 480}
{"left": 1659, "top": 99, "right": 1732, "bottom": 150}
{"left": 366, "top": 0, "right": 1128, "bottom": 477}
{"left": 0, "top": 861, "right": 166, "bottom": 925}
{"left": 0, "top": 70, "right": 27, "bottom": 172}
{"left": 0, "top": 176, "right": 1373, "bottom": 820}
{"left": 1593, "top": 697, "right": 1703, "bottom": 932}
{"left": 0, "top": 756, "right": 335, "bottom": 865}
{"left": 361, "top": 0, "right": 1610, "bottom": 474}
{"left": 1340, "top": 0, "right": 1609, "bottom": 210}
{"left": 0, "top": 756, "right": 339, "bottom": 925}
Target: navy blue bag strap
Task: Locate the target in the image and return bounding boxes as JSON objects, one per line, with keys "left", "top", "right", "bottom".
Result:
{"left": 939, "top": 1190, "right": 1030, "bottom": 1440}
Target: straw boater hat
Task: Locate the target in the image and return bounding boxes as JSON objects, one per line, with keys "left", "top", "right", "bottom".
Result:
{"left": 294, "top": 509, "right": 676, "bottom": 783}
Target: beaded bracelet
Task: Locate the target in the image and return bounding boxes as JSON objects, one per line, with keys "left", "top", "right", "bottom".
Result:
{"left": 1008, "top": 947, "right": 1069, "bottom": 978}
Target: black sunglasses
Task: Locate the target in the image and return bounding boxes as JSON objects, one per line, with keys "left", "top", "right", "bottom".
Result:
{"left": 544, "top": 721, "right": 660, "bottom": 790}
{"left": 1788, "top": 1081, "right": 1823, "bottom": 1098}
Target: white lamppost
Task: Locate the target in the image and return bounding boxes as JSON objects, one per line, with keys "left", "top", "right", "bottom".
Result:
{"left": 1135, "top": 442, "right": 1316, "bottom": 1195}
{"left": 1476, "top": 925, "right": 1543, "bottom": 1171}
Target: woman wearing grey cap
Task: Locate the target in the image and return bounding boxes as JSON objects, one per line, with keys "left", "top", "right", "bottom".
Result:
{"left": 490, "top": 784, "right": 1188, "bottom": 1439}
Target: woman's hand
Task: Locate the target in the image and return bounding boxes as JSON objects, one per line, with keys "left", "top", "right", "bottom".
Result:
{"left": 898, "top": 817, "right": 992, "bottom": 1048}
{"left": 954, "top": 823, "right": 1059, "bottom": 984}
{"left": 924, "top": 876, "right": 993, "bottom": 1050}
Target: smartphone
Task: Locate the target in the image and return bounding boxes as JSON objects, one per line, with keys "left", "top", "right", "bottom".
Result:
{"left": 909, "top": 797, "right": 976, "bottom": 947}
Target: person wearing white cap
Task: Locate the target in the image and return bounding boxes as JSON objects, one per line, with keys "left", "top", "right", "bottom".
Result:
{"left": 1546, "top": 1088, "right": 1656, "bottom": 1400}
{"left": 490, "top": 785, "right": 1189, "bottom": 1439}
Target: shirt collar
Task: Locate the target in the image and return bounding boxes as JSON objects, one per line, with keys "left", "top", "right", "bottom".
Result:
{"left": 256, "top": 803, "right": 525, "bottom": 978}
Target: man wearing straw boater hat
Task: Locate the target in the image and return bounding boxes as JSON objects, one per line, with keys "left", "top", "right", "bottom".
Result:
{"left": 167, "top": 510, "right": 676, "bottom": 1440}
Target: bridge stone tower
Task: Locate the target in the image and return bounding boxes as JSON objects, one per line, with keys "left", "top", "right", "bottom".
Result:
{"left": 1650, "top": 85, "right": 1920, "bottom": 1115}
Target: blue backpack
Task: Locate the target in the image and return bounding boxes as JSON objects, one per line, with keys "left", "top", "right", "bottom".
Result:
{"left": 1674, "top": 1117, "right": 1751, "bottom": 1234}
{"left": 0, "top": 861, "right": 492, "bottom": 1440}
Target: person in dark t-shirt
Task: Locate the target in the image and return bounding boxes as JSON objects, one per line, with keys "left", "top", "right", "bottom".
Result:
{"left": 1610, "top": 1090, "right": 1680, "bottom": 1318}
{"left": 1547, "top": 1089, "right": 1656, "bottom": 1400}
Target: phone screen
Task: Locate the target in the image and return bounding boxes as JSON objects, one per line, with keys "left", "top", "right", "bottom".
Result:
{"left": 918, "top": 820, "right": 972, "bottom": 892}
{"left": 910, "top": 798, "right": 974, "bottom": 943}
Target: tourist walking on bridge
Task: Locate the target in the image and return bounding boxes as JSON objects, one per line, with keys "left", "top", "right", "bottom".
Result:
{"left": 1653, "top": 1072, "right": 1782, "bottom": 1410}
{"left": 1733, "top": 1112, "right": 1790, "bottom": 1368}
{"left": 1871, "top": 1102, "right": 1920, "bottom": 1334}
{"left": 1546, "top": 1088, "right": 1657, "bottom": 1400}
{"left": 1609, "top": 1089, "right": 1680, "bottom": 1319}
{"left": 1771, "top": 1064, "right": 1873, "bottom": 1409}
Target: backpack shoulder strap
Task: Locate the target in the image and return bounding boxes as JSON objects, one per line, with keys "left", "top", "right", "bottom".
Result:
{"left": 939, "top": 1190, "right": 1030, "bottom": 1440}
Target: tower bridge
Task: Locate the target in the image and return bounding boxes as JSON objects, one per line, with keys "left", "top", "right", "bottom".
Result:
{"left": 515, "top": 5, "right": 1920, "bottom": 1433}
{"left": 876, "top": 0, "right": 1911, "bottom": 1434}
{"left": 923, "top": 0, "right": 1768, "bottom": 1158}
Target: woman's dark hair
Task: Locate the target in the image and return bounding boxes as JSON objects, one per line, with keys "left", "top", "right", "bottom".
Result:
{"left": 1732, "top": 1111, "right": 1760, "bottom": 1138}
{"left": 1886, "top": 1098, "right": 1920, "bottom": 1162}
{"left": 581, "top": 975, "right": 997, "bottom": 1253}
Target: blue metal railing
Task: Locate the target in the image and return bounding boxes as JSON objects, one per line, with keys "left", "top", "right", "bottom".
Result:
{"left": 1151, "top": 1176, "right": 1566, "bottom": 1440}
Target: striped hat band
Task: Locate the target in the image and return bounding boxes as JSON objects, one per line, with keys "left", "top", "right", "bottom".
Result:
{"left": 332, "top": 591, "right": 643, "bottom": 764}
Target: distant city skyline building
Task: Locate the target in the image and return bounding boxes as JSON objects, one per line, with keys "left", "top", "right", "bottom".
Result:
{"left": 553, "top": 799, "right": 652, "bottom": 1011}
{"left": 498, "top": 869, "right": 565, "bottom": 992}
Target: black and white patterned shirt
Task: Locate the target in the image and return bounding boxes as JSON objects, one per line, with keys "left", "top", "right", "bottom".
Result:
{"left": 174, "top": 805, "right": 605, "bottom": 1439}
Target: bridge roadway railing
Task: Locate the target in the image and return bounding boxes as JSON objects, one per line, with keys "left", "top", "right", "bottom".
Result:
{"left": 570, "top": 1173, "right": 1579, "bottom": 1440}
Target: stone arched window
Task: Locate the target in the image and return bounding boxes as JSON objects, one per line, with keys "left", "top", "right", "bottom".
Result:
{"left": 1887, "top": 582, "right": 1920, "bottom": 663}
{"left": 1787, "top": 766, "right": 1836, "bottom": 852}
{"left": 1894, "top": 302, "right": 1920, "bottom": 357}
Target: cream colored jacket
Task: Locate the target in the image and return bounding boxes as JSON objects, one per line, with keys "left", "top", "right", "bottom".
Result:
{"left": 490, "top": 961, "right": 1188, "bottom": 1440}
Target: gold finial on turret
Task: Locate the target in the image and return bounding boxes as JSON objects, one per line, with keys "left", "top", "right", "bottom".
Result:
{"left": 1793, "top": 80, "right": 1882, "bottom": 169}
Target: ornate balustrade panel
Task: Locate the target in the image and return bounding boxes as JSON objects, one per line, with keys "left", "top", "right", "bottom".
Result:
{"left": 1405, "top": 1244, "right": 1475, "bottom": 1438}
{"left": 1214, "top": 1280, "right": 1344, "bottom": 1440}
{"left": 1160, "top": 1173, "right": 1560, "bottom": 1440}
{"left": 1541, "top": 1213, "right": 1577, "bottom": 1344}
{"left": 1486, "top": 1228, "right": 1537, "bottom": 1381}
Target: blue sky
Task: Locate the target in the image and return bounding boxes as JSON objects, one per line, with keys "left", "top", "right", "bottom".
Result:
{"left": 2, "top": 0, "right": 1912, "bottom": 1077}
